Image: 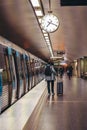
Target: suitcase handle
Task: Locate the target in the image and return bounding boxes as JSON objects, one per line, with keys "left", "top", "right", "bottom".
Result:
{"left": 57, "top": 76, "right": 63, "bottom": 82}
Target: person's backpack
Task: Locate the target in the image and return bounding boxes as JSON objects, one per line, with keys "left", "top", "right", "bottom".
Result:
{"left": 45, "top": 65, "right": 52, "bottom": 76}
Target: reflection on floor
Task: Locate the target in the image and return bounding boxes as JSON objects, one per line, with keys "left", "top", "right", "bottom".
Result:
{"left": 36, "top": 75, "right": 87, "bottom": 130}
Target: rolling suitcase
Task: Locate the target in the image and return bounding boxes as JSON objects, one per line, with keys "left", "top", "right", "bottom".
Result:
{"left": 57, "top": 80, "right": 63, "bottom": 96}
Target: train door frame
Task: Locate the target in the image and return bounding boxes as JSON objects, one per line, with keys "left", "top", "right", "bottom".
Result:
{"left": 0, "top": 69, "right": 3, "bottom": 113}
{"left": 21, "top": 54, "right": 28, "bottom": 94}
{"left": 6, "top": 48, "right": 18, "bottom": 104}
{"left": 25, "top": 55, "right": 30, "bottom": 92}
{"left": 30, "top": 59, "right": 35, "bottom": 88}
{"left": 15, "top": 51, "right": 24, "bottom": 98}
{"left": 0, "top": 46, "right": 11, "bottom": 113}
{"left": 26, "top": 57, "right": 31, "bottom": 90}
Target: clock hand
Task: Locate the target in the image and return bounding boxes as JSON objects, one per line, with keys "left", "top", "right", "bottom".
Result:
{"left": 46, "top": 19, "right": 53, "bottom": 27}
{"left": 46, "top": 23, "right": 50, "bottom": 27}
{"left": 49, "top": 19, "right": 52, "bottom": 23}
{"left": 46, "top": 21, "right": 51, "bottom": 27}
{"left": 50, "top": 22, "right": 58, "bottom": 27}
{"left": 47, "top": 19, "right": 58, "bottom": 27}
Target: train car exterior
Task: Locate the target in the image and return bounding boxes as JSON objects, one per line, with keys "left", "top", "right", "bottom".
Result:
{"left": 0, "top": 36, "right": 45, "bottom": 113}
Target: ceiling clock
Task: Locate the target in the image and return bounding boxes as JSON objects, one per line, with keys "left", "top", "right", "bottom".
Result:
{"left": 41, "top": 14, "right": 59, "bottom": 33}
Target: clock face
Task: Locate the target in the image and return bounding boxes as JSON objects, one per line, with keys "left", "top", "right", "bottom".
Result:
{"left": 41, "top": 14, "right": 59, "bottom": 33}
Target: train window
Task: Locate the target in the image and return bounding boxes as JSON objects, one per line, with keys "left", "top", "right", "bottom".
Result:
{"left": 0, "top": 47, "right": 8, "bottom": 85}
{"left": 0, "top": 52, "right": 5, "bottom": 68}
{"left": 2, "top": 70, "right": 8, "bottom": 85}
{"left": 16, "top": 56, "right": 22, "bottom": 78}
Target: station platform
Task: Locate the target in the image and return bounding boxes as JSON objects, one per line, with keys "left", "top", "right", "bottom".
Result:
{"left": 0, "top": 80, "right": 47, "bottom": 130}
{"left": 36, "top": 75, "right": 87, "bottom": 130}
{"left": 0, "top": 75, "right": 87, "bottom": 130}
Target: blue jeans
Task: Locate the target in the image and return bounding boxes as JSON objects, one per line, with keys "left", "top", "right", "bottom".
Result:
{"left": 47, "top": 80, "right": 54, "bottom": 94}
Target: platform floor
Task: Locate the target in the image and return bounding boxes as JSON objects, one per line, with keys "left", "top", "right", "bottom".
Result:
{"left": 36, "top": 75, "right": 87, "bottom": 130}
{"left": 0, "top": 80, "right": 47, "bottom": 130}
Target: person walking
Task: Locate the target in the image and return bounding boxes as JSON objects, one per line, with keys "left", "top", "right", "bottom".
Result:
{"left": 44, "top": 62, "right": 56, "bottom": 96}
{"left": 67, "top": 65, "right": 73, "bottom": 80}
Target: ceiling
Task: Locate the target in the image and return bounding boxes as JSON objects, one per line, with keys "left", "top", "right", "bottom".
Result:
{"left": 0, "top": 0, "right": 87, "bottom": 62}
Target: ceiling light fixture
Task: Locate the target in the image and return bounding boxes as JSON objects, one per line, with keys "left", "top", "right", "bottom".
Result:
{"left": 43, "top": 33, "right": 48, "bottom": 36}
{"left": 47, "top": 43, "right": 50, "bottom": 46}
{"left": 30, "top": 0, "right": 40, "bottom": 7}
{"left": 45, "top": 36, "right": 49, "bottom": 39}
{"left": 30, "top": 0, "right": 54, "bottom": 57}
{"left": 35, "top": 10, "right": 43, "bottom": 16}
{"left": 42, "top": 30, "right": 46, "bottom": 33}
{"left": 41, "top": 0, "right": 59, "bottom": 33}
{"left": 46, "top": 39, "right": 50, "bottom": 41}
{"left": 50, "top": 56, "right": 63, "bottom": 59}
{"left": 38, "top": 18, "right": 42, "bottom": 23}
{"left": 46, "top": 41, "right": 50, "bottom": 43}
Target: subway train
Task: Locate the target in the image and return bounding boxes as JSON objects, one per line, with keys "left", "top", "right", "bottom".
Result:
{"left": 0, "top": 36, "right": 45, "bottom": 113}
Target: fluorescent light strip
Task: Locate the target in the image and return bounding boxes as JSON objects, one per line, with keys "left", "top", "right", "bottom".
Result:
{"left": 46, "top": 41, "right": 50, "bottom": 43}
{"left": 30, "top": 0, "right": 40, "bottom": 7}
{"left": 35, "top": 10, "right": 43, "bottom": 16}
{"left": 48, "top": 47, "right": 51, "bottom": 51}
{"left": 47, "top": 43, "right": 50, "bottom": 46}
{"left": 48, "top": 47, "right": 53, "bottom": 55}
{"left": 42, "top": 30, "right": 46, "bottom": 33}
{"left": 44, "top": 36, "right": 53, "bottom": 57}
{"left": 44, "top": 33, "right": 48, "bottom": 36}
{"left": 38, "top": 18, "right": 42, "bottom": 23}
{"left": 44, "top": 36, "right": 49, "bottom": 39}
{"left": 46, "top": 41, "right": 50, "bottom": 44}
{"left": 50, "top": 56, "right": 63, "bottom": 59}
{"left": 45, "top": 39, "right": 49, "bottom": 41}
{"left": 45, "top": 40, "right": 49, "bottom": 42}
{"left": 30, "top": 0, "right": 54, "bottom": 57}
